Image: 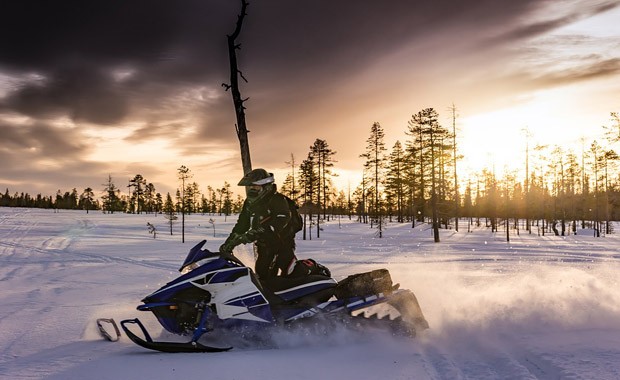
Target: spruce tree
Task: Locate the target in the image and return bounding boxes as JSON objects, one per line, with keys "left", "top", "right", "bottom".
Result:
{"left": 360, "top": 122, "right": 387, "bottom": 237}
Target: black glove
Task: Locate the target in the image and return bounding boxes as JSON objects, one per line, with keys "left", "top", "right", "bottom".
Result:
{"left": 244, "top": 227, "right": 264, "bottom": 242}
{"left": 219, "top": 233, "right": 242, "bottom": 253}
{"left": 219, "top": 241, "right": 235, "bottom": 254}
{"left": 220, "top": 228, "right": 265, "bottom": 253}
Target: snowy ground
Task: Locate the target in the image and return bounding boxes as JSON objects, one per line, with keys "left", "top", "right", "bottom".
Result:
{"left": 1, "top": 207, "right": 620, "bottom": 380}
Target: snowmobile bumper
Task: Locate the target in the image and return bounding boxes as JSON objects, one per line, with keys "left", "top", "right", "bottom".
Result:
{"left": 120, "top": 318, "right": 231, "bottom": 353}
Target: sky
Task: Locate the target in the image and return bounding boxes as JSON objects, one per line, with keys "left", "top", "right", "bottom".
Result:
{"left": 1, "top": 0, "right": 620, "bottom": 197}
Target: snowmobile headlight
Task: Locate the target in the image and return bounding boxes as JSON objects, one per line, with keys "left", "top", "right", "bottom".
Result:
{"left": 180, "top": 262, "right": 198, "bottom": 275}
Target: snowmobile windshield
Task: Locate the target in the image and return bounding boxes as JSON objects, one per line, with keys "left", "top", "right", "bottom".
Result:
{"left": 179, "top": 240, "right": 220, "bottom": 272}
{"left": 179, "top": 239, "right": 246, "bottom": 273}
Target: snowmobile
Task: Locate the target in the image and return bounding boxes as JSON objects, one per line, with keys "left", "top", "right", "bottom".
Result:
{"left": 120, "top": 240, "right": 428, "bottom": 353}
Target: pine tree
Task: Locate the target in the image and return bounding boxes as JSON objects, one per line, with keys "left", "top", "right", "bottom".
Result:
{"left": 155, "top": 192, "right": 163, "bottom": 214}
{"left": 221, "top": 182, "right": 233, "bottom": 216}
{"left": 298, "top": 156, "right": 318, "bottom": 240}
{"left": 407, "top": 108, "right": 449, "bottom": 242}
{"left": 102, "top": 175, "right": 121, "bottom": 214}
{"left": 80, "top": 187, "right": 95, "bottom": 213}
{"left": 143, "top": 183, "right": 157, "bottom": 213}
{"left": 385, "top": 140, "right": 406, "bottom": 223}
{"left": 310, "top": 139, "right": 337, "bottom": 222}
{"left": 128, "top": 174, "right": 146, "bottom": 214}
{"left": 360, "top": 122, "right": 387, "bottom": 237}
{"left": 69, "top": 188, "right": 79, "bottom": 209}
{"left": 1, "top": 189, "right": 9, "bottom": 207}
{"left": 163, "top": 192, "right": 178, "bottom": 235}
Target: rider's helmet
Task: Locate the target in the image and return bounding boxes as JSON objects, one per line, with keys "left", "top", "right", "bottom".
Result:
{"left": 238, "top": 168, "right": 275, "bottom": 203}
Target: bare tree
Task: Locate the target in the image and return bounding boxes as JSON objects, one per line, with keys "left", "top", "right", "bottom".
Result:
{"left": 223, "top": 0, "right": 252, "bottom": 175}
{"left": 603, "top": 150, "right": 618, "bottom": 234}
{"left": 449, "top": 103, "right": 460, "bottom": 232}
{"left": 522, "top": 128, "right": 532, "bottom": 233}
{"left": 283, "top": 153, "right": 299, "bottom": 199}
{"left": 177, "top": 165, "right": 192, "bottom": 243}
{"left": 603, "top": 111, "right": 620, "bottom": 142}
{"left": 590, "top": 141, "right": 602, "bottom": 237}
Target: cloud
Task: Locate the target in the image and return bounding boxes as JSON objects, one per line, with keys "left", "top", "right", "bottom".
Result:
{"left": 537, "top": 57, "right": 620, "bottom": 85}
{"left": 1, "top": 65, "right": 129, "bottom": 125}
{"left": 0, "top": 0, "right": 560, "bottom": 133}
{"left": 0, "top": 0, "right": 618, "bottom": 195}
{"left": 484, "top": 1, "right": 620, "bottom": 46}
{"left": 1, "top": 120, "right": 88, "bottom": 159}
{"left": 0, "top": 1, "right": 233, "bottom": 71}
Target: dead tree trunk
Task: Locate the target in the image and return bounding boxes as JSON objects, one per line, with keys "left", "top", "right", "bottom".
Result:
{"left": 223, "top": 0, "right": 252, "bottom": 175}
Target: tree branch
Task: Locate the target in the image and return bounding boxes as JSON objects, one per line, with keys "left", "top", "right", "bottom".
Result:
{"left": 238, "top": 70, "right": 248, "bottom": 83}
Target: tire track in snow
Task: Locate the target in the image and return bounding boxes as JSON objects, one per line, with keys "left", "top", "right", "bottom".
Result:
{"left": 0, "top": 266, "right": 22, "bottom": 282}
{"left": 0, "top": 213, "right": 174, "bottom": 271}
{"left": 418, "top": 344, "right": 466, "bottom": 379}
{"left": 0, "top": 241, "right": 174, "bottom": 271}
{"left": 416, "top": 333, "right": 585, "bottom": 380}
{"left": 67, "top": 249, "right": 175, "bottom": 271}
{"left": 516, "top": 349, "right": 584, "bottom": 380}
{"left": 0, "top": 210, "right": 40, "bottom": 261}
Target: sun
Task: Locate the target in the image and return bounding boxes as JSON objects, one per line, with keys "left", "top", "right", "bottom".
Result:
{"left": 457, "top": 86, "right": 602, "bottom": 181}
{"left": 459, "top": 108, "right": 528, "bottom": 177}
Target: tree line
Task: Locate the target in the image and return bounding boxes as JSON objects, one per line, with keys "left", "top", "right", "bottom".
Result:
{"left": 279, "top": 109, "right": 620, "bottom": 241}
{"left": 1, "top": 171, "right": 244, "bottom": 216}
{"left": 3, "top": 110, "right": 619, "bottom": 243}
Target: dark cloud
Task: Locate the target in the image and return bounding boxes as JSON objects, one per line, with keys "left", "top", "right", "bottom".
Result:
{"left": 485, "top": 1, "right": 620, "bottom": 46}
{"left": 123, "top": 121, "right": 186, "bottom": 142}
{"left": 1, "top": 0, "right": 618, "bottom": 195}
{"left": 0, "top": 0, "right": 233, "bottom": 71}
{"left": 1, "top": 65, "right": 129, "bottom": 125}
{"left": 0, "top": 0, "right": 549, "bottom": 128}
{"left": 0, "top": 0, "right": 238, "bottom": 127}
{"left": 538, "top": 57, "right": 620, "bottom": 85}
{"left": 1, "top": 120, "right": 88, "bottom": 158}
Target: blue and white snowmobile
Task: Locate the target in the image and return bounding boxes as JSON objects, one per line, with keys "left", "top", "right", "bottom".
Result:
{"left": 120, "top": 240, "right": 428, "bottom": 353}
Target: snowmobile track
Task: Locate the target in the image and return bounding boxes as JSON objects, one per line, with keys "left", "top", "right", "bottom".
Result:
{"left": 417, "top": 336, "right": 585, "bottom": 380}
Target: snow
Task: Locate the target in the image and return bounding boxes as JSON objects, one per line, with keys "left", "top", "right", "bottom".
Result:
{"left": 1, "top": 207, "right": 620, "bottom": 379}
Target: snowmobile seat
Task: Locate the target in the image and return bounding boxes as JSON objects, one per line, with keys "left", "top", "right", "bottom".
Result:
{"left": 262, "top": 275, "right": 337, "bottom": 303}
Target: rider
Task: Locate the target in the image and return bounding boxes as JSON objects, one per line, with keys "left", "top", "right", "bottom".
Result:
{"left": 219, "top": 168, "right": 298, "bottom": 281}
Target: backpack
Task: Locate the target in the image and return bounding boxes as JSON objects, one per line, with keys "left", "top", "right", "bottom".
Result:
{"left": 289, "top": 258, "right": 331, "bottom": 278}
{"left": 334, "top": 269, "right": 394, "bottom": 299}
{"left": 284, "top": 195, "right": 303, "bottom": 235}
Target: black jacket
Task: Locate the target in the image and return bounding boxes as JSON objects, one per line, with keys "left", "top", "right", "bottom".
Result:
{"left": 229, "top": 189, "right": 296, "bottom": 245}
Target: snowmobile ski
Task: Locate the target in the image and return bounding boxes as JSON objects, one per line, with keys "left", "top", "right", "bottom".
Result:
{"left": 120, "top": 318, "right": 232, "bottom": 353}
{"left": 96, "top": 318, "right": 121, "bottom": 342}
